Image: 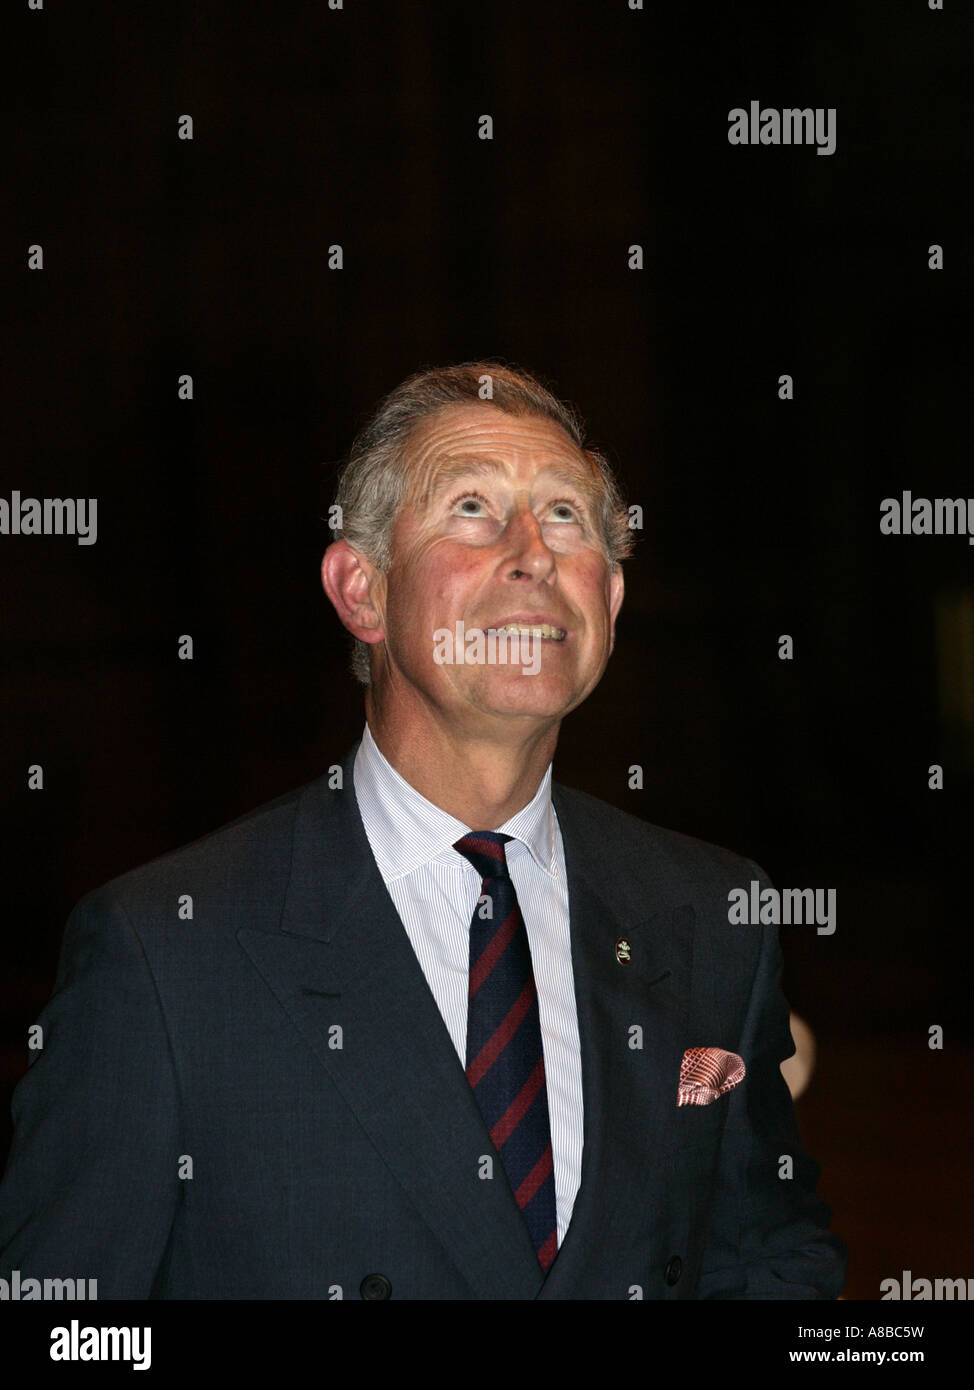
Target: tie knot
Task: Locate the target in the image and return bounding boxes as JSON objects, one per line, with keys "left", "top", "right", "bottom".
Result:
{"left": 453, "top": 831, "right": 513, "bottom": 882}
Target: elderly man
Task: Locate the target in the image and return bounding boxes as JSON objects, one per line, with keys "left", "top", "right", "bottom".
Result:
{"left": 0, "top": 362, "right": 846, "bottom": 1299}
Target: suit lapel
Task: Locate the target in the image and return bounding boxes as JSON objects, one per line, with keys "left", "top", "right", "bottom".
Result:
{"left": 237, "top": 745, "right": 544, "bottom": 1300}
{"left": 537, "top": 786, "right": 695, "bottom": 1298}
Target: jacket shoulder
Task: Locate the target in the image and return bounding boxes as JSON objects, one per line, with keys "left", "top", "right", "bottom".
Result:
{"left": 552, "top": 781, "right": 763, "bottom": 899}
{"left": 76, "top": 775, "right": 330, "bottom": 922}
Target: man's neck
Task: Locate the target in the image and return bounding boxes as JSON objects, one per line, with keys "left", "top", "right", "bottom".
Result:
{"left": 364, "top": 694, "right": 559, "bottom": 828}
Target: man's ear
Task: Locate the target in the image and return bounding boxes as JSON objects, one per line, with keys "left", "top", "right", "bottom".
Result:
{"left": 320, "top": 540, "right": 386, "bottom": 645}
{"left": 608, "top": 564, "right": 624, "bottom": 651}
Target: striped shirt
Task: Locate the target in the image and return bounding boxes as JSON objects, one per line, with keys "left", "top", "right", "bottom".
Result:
{"left": 353, "top": 722, "right": 583, "bottom": 1246}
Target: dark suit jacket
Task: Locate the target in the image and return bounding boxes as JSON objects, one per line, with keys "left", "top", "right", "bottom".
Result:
{"left": 0, "top": 744, "right": 847, "bottom": 1299}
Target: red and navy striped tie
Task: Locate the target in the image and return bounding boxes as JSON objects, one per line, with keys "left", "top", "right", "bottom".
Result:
{"left": 454, "top": 832, "right": 558, "bottom": 1272}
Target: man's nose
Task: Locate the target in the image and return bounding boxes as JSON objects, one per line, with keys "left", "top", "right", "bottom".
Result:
{"left": 502, "top": 508, "right": 556, "bottom": 581}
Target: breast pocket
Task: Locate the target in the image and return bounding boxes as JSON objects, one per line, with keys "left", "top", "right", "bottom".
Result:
{"left": 674, "top": 1091, "right": 732, "bottom": 1153}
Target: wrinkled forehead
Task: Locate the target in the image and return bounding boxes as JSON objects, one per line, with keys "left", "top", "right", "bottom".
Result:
{"left": 401, "top": 404, "right": 602, "bottom": 510}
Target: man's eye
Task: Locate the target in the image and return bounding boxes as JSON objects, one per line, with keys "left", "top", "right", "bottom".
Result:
{"left": 452, "top": 493, "right": 490, "bottom": 516}
{"left": 548, "top": 502, "right": 580, "bottom": 523}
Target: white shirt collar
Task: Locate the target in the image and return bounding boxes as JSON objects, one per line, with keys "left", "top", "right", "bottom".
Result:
{"left": 353, "top": 722, "right": 558, "bottom": 882}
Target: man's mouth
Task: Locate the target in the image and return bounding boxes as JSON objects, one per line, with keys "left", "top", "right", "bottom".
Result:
{"left": 485, "top": 623, "right": 567, "bottom": 642}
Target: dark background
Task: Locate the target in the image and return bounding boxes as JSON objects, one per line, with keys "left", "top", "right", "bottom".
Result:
{"left": 2, "top": 1, "right": 972, "bottom": 1299}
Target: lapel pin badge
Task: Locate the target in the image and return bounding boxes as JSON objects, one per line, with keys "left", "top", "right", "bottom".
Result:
{"left": 615, "top": 937, "right": 632, "bottom": 965}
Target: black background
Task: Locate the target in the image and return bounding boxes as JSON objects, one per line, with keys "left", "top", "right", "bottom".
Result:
{"left": 2, "top": 0, "right": 972, "bottom": 1299}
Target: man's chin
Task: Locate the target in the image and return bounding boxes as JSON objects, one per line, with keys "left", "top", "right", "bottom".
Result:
{"left": 459, "top": 669, "right": 579, "bottom": 722}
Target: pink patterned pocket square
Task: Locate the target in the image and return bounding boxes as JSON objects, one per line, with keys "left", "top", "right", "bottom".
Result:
{"left": 677, "top": 1047, "right": 746, "bottom": 1107}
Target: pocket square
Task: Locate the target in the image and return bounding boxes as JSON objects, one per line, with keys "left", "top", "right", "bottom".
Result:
{"left": 677, "top": 1047, "right": 746, "bottom": 1107}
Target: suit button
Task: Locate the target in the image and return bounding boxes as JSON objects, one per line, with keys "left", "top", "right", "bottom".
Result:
{"left": 360, "top": 1273, "right": 392, "bottom": 1301}
{"left": 664, "top": 1256, "right": 682, "bottom": 1286}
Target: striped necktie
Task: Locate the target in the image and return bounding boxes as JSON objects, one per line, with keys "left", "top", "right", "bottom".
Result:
{"left": 454, "top": 831, "right": 558, "bottom": 1272}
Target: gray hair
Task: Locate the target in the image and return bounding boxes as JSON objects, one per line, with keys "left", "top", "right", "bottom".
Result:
{"left": 330, "top": 361, "right": 633, "bottom": 684}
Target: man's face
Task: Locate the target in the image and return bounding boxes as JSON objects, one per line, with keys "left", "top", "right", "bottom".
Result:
{"left": 373, "top": 403, "right": 624, "bottom": 731}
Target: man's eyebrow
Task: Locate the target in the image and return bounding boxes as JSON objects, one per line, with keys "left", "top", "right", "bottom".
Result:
{"left": 424, "top": 457, "right": 503, "bottom": 499}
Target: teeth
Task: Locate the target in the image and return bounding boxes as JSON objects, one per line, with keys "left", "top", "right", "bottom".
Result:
{"left": 490, "top": 623, "right": 566, "bottom": 641}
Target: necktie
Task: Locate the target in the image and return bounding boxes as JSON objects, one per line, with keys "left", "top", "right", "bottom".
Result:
{"left": 454, "top": 831, "right": 558, "bottom": 1272}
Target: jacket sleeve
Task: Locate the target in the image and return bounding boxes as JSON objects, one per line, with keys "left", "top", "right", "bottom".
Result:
{"left": 696, "top": 860, "right": 848, "bottom": 1299}
{"left": 0, "top": 888, "right": 181, "bottom": 1298}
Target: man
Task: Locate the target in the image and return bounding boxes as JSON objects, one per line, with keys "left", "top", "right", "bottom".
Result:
{"left": 0, "top": 362, "right": 847, "bottom": 1299}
